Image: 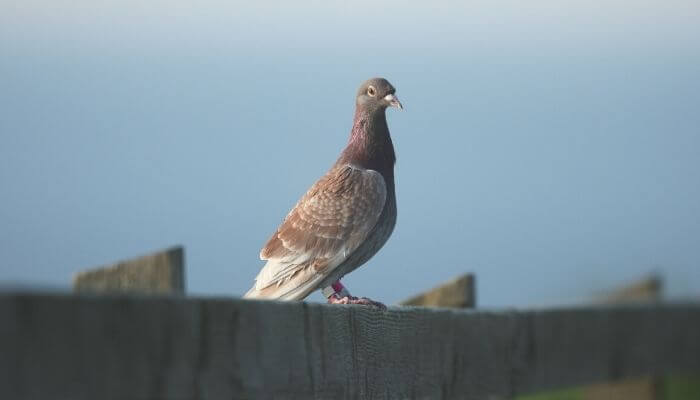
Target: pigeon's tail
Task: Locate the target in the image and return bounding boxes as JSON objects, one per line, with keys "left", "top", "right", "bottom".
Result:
{"left": 242, "top": 280, "right": 315, "bottom": 301}
{"left": 242, "top": 259, "right": 326, "bottom": 301}
{"left": 243, "top": 283, "right": 306, "bottom": 300}
{"left": 242, "top": 283, "right": 276, "bottom": 299}
{"left": 242, "top": 286, "right": 261, "bottom": 299}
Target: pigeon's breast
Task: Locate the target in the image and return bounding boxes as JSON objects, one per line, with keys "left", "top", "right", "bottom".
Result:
{"left": 332, "top": 178, "right": 397, "bottom": 279}
{"left": 367, "top": 186, "right": 397, "bottom": 257}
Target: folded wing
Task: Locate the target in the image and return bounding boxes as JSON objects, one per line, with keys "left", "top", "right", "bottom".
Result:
{"left": 244, "top": 164, "right": 387, "bottom": 300}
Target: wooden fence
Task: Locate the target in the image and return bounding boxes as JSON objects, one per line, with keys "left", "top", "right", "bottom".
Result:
{"left": 1, "top": 247, "right": 698, "bottom": 400}
{"left": 2, "top": 292, "right": 700, "bottom": 400}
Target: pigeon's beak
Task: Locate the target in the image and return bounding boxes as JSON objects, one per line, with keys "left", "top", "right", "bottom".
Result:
{"left": 384, "top": 93, "right": 403, "bottom": 110}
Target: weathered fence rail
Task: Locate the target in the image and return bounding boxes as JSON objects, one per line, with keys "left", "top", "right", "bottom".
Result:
{"left": 1, "top": 292, "right": 699, "bottom": 400}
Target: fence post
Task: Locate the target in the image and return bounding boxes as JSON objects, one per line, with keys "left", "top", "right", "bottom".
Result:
{"left": 72, "top": 246, "right": 185, "bottom": 294}
{"left": 583, "top": 275, "right": 663, "bottom": 400}
{"left": 399, "top": 273, "right": 475, "bottom": 308}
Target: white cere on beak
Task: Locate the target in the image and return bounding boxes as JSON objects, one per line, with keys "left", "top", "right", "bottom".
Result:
{"left": 383, "top": 93, "right": 403, "bottom": 110}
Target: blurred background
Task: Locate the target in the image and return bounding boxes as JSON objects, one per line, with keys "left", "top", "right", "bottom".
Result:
{"left": 1, "top": 0, "right": 699, "bottom": 307}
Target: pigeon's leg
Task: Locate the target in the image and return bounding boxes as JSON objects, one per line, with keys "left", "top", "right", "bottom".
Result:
{"left": 322, "top": 281, "right": 386, "bottom": 309}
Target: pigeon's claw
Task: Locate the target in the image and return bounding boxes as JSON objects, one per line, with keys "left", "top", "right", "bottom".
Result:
{"left": 327, "top": 295, "right": 387, "bottom": 309}
{"left": 323, "top": 280, "right": 386, "bottom": 309}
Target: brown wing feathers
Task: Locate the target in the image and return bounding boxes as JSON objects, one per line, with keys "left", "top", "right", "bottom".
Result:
{"left": 246, "top": 165, "right": 386, "bottom": 299}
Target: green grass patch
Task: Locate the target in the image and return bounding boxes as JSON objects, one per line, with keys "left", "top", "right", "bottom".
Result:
{"left": 666, "top": 374, "right": 700, "bottom": 400}
{"left": 516, "top": 374, "right": 700, "bottom": 400}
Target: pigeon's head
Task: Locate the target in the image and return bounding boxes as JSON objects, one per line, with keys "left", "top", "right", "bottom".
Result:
{"left": 356, "top": 78, "right": 403, "bottom": 112}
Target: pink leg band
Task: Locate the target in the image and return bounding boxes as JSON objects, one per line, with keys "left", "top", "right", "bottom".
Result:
{"left": 331, "top": 281, "right": 345, "bottom": 293}
{"left": 322, "top": 281, "right": 351, "bottom": 299}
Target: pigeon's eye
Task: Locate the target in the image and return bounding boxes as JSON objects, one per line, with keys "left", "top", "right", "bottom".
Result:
{"left": 367, "top": 86, "right": 376, "bottom": 97}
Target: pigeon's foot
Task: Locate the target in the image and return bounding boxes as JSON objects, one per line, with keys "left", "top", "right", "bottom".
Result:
{"left": 322, "top": 280, "right": 386, "bottom": 309}
{"left": 327, "top": 295, "right": 387, "bottom": 309}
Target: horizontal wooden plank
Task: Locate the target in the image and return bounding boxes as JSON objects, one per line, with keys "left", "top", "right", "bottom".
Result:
{"left": 0, "top": 292, "right": 699, "bottom": 400}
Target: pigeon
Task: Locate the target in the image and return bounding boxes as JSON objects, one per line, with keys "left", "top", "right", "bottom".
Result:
{"left": 244, "top": 77, "right": 402, "bottom": 307}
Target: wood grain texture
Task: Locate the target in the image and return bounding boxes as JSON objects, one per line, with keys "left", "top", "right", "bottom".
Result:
{"left": 399, "top": 274, "right": 475, "bottom": 308}
{"left": 72, "top": 246, "right": 185, "bottom": 294}
{"left": 1, "top": 292, "right": 699, "bottom": 400}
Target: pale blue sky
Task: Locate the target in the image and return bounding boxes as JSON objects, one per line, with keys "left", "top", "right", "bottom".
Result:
{"left": 1, "top": 1, "right": 699, "bottom": 306}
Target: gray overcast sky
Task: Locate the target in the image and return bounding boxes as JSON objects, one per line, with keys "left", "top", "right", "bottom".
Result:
{"left": 1, "top": 1, "right": 699, "bottom": 306}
